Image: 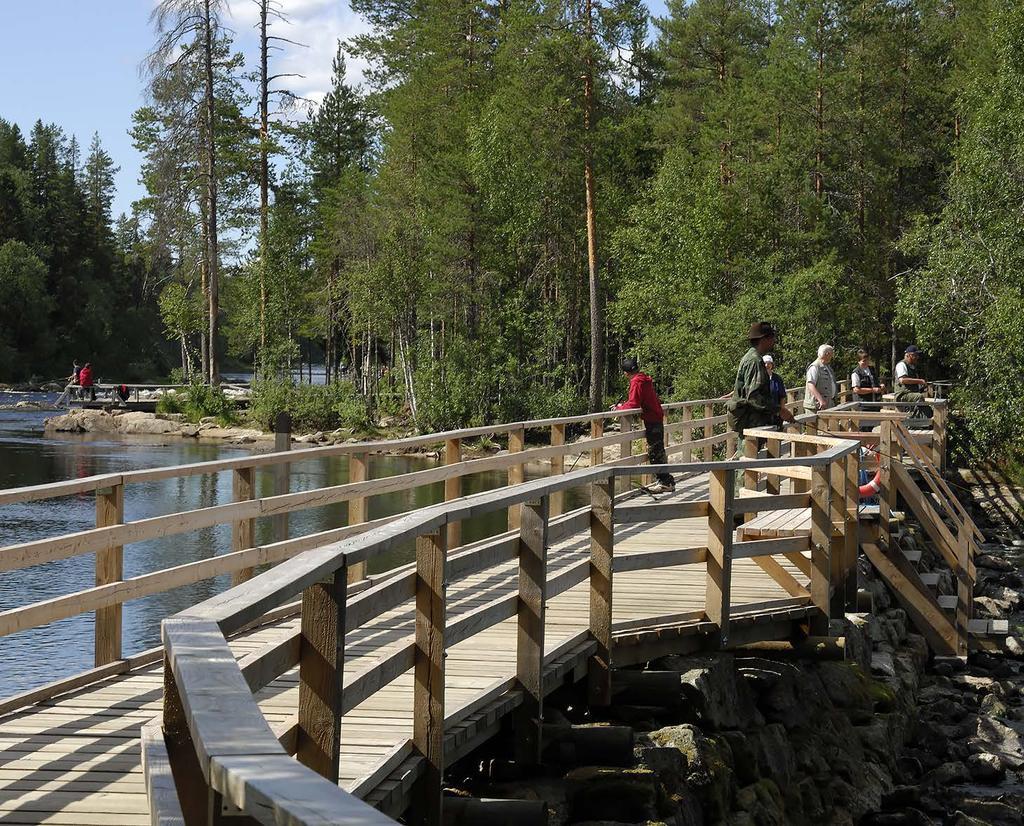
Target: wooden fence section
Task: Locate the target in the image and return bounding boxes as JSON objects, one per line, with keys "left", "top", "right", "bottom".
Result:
{"left": 153, "top": 432, "right": 863, "bottom": 826}
{"left": 0, "top": 397, "right": 747, "bottom": 675}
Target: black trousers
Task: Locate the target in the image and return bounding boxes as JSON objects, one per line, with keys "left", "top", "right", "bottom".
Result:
{"left": 644, "top": 421, "right": 674, "bottom": 486}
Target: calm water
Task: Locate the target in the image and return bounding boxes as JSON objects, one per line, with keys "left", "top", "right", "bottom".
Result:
{"left": 0, "top": 392, "right": 587, "bottom": 697}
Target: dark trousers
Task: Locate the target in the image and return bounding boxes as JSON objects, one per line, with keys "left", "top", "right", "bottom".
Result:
{"left": 644, "top": 420, "right": 673, "bottom": 486}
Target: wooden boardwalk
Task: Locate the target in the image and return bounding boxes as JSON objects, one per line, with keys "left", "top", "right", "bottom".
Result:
{"left": 0, "top": 473, "right": 808, "bottom": 825}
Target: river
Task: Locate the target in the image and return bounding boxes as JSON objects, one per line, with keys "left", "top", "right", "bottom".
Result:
{"left": 0, "top": 392, "right": 585, "bottom": 697}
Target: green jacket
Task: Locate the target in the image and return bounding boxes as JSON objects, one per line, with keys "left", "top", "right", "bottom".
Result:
{"left": 727, "top": 347, "right": 779, "bottom": 435}
{"left": 894, "top": 360, "right": 922, "bottom": 400}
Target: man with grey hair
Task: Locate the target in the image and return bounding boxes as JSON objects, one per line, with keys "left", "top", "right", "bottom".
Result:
{"left": 803, "top": 344, "right": 837, "bottom": 413}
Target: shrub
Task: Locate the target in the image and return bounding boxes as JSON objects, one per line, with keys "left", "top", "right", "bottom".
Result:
{"left": 155, "top": 392, "right": 183, "bottom": 415}
{"left": 249, "top": 380, "right": 369, "bottom": 433}
{"left": 160, "top": 383, "right": 237, "bottom": 425}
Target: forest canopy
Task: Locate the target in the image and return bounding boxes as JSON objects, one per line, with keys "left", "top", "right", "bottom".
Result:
{"left": 2, "top": 0, "right": 1023, "bottom": 460}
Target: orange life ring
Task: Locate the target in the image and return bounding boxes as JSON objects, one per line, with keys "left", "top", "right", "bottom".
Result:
{"left": 859, "top": 450, "right": 881, "bottom": 498}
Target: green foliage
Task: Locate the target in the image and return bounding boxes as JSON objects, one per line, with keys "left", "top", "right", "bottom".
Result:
{"left": 249, "top": 381, "right": 369, "bottom": 433}
{"left": 0, "top": 241, "right": 53, "bottom": 378}
{"left": 898, "top": 0, "right": 1024, "bottom": 461}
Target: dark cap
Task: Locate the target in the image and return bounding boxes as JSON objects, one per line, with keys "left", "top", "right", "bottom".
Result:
{"left": 620, "top": 357, "right": 639, "bottom": 373}
{"left": 748, "top": 321, "right": 776, "bottom": 340}
{"left": 904, "top": 345, "right": 921, "bottom": 355}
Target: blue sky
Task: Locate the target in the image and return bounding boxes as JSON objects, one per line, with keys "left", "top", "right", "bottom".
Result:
{"left": 0, "top": 0, "right": 666, "bottom": 220}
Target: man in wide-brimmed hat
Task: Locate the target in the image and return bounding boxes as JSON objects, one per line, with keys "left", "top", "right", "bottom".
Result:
{"left": 894, "top": 344, "right": 931, "bottom": 420}
{"left": 727, "top": 321, "right": 795, "bottom": 436}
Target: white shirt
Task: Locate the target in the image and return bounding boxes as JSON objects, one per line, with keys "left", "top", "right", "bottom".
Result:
{"left": 895, "top": 361, "right": 909, "bottom": 382}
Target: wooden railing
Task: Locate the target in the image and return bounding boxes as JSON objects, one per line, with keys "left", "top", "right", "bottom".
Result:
{"left": 0, "top": 396, "right": 743, "bottom": 710}
{"left": 814, "top": 400, "right": 975, "bottom": 657}
{"left": 149, "top": 429, "right": 861, "bottom": 825}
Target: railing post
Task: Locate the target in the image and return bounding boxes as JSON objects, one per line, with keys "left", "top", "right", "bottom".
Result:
{"left": 590, "top": 418, "right": 605, "bottom": 468}
{"left": 932, "top": 402, "right": 947, "bottom": 473}
{"left": 95, "top": 482, "right": 124, "bottom": 666}
{"left": 411, "top": 530, "right": 447, "bottom": 826}
{"left": 515, "top": 497, "right": 549, "bottom": 768}
{"left": 681, "top": 405, "right": 693, "bottom": 462}
{"left": 704, "top": 402, "right": 714, "bottom": 460}
{"left": 829, "top": 455, "right": 853, "bottom": 620}
{"left": 844, "top": 453, "right": 860, "bottom": 612}
{"left": 879, "top": 421, "right": 896, "bottom": 545}
{"left": 550, "top": 423, "right": 566, "bottom": 517}
{"left": 272, "top": 412, "right": 291, "bottom": 544}
{"left": 792, "top": 441, "right": 811, "bottom": 494}
{"left": 445, "top": 438, "right": 462, "bottom": 550}
{"left": 620, "top": 414, "right": 635, "bottom": 493}
{"left": 588, "top": 476, "right": 614, "bottom": 706}
{"left": 348, "top": 452, "right": 368, "bottom": 582}
{"left": 809, "top": 465, "right": 831, "bottom": 635}
{"left": 508, "top": 427, "right": 525, "bottom": 530}
{"left": 743, "top": 434, "right": 758, "bottom": 492}
{"left": 231, "top": 467, "right": 256, "bottom": 585}
{"left": 765, "top": 437, "right": 781, "bottom": 495}
{"left": 297, "top": 565, "right": 346, "bottom": 783}
{"left": 705, "top": 469, "right": 734, "bottom": 647}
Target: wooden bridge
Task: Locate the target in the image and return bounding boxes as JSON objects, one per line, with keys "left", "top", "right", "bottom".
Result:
{"left": 0, "top": 390, "right": 991, "bottom": 825}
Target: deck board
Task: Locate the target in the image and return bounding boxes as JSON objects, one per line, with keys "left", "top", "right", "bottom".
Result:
{"left": 0, "top": 470, "right": 810, "bottom": 823}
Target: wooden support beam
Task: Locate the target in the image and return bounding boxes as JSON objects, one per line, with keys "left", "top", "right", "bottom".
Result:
{"left": 752, "top": 555, "right": 808, "bottom": 598}
{"left": 792, "top": 442, "right": 811, "bottom": 494}
{"left": 507, "top": 428, "right": 525, "bottom": 531}
{"left": 588, "top": 478, "right": 614, "bottom": 706}
{"left": 445, "top": 438, "right": 462, "bottom": 550}
{"left": 862, "top": 541, "right": 958, "bottom": 656}
{"left": 515, "top": 497, "right": 549, "bottom": 768}
{"left": 296, "top": 566, "right": 346, "bottom": 783}
{"left": 349, "top": 452, "right": 368, "bottom": 582}
{"left": 809, "top": 466, "right": 831, "bottom": 635}
{"left": 844, "top": 454, "right": 860, "bottom": 612}
{"left": 620, "top": 415, "right": 636, "bottom": 494}
{"left": 411, "top": 530, "right": 447, "bottom": 826}
{"left": 550, "top": 424, "right": 566, "bottom": 517}
{"left": 161, "top": 656, "right": 209, "bottom": 825}
{"left": 94, "top": 483, "right": 124, "bottom": 666}
{"left": 272, "top": 412, "right": 291, "bottom": 544}
{"left": 231, "top": 467, "right": 256, "bottom": 586}
{"left": 705, "top": 469, "right": 734, "bottom": 646}
{"left": 956, "top": 528, "right": 971, "bottom": 658}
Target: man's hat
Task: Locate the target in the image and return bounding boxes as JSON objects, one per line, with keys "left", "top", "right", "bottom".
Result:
{"left": 904, "top": 345, "right": 921, "bottom": 355}
{"left": 748, "top": 321, "right": 776, "bottom": 340}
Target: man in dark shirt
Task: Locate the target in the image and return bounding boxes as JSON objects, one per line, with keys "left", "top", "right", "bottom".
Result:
{"left": 727, "top": 322, "right": 795, "bottom": 436}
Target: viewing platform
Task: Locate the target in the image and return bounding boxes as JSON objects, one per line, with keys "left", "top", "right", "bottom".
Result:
{"left": 0, "top": 391, "right": 993, "bottom": 824}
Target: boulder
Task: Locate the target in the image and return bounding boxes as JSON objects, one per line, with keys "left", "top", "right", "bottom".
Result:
{"left": 980, "top": 693, "right": 1009, "bottom": 717}
{"left": 969, "top": 716, "right": 1024, "bottom": 768}
{"left": 976, "top": 553, "right": 1015, "bottom": 572}
{"left": 665, "top": 655, "right": 763, "bottom": 730}
{"left": 646, "top": 724, "right": 733, "bottom": 821}
{"left": 751, "top": 723, "right": 796, "bottom": 787}
{"left": 956, "top": 799, "right": 1024, "bottom": 826}
{"left": 734, "top": 779, "right": 785, "bottom": 825}
{"left": 965, "top": 751, "right": 1006, "bottom": 783}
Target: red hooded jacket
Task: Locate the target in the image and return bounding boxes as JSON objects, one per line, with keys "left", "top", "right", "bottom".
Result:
{"left": 614, "top": 372, "right": 664, "bottom": 424}
{"left": 79, "top": 366, "right": 94, "bottom": 387}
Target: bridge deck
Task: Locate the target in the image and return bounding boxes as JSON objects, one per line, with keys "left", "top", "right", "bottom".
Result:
{"left": 0, "top": 473, "right": 809, "bottom": 825}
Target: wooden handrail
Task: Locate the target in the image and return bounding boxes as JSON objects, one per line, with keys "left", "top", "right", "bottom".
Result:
{"left": 154, "top": 430, "right": 860, "bottom": 824}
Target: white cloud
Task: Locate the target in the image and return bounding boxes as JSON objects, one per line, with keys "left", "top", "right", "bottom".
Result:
{"left": 223, "top": 0, "right": 371, "bottom": 115}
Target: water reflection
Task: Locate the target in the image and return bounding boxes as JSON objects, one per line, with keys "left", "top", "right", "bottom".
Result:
{"left": 0, "top": 393, "right": 587, "bottom": 696}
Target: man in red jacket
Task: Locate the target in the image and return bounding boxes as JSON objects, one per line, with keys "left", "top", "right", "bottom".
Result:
{"left": 79, "top": 362, "right": 95, "bottom": 401}
{"left": 613, "top": 357, "right": 674, "bottom": 493}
